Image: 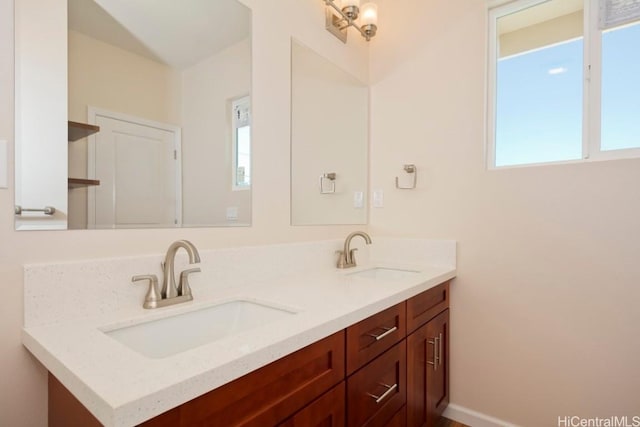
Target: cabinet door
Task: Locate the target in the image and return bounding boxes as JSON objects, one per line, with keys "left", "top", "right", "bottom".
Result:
{"left": 279, "top": 382, "right": 345, "bottom": 427}
{"left": 407, "top": 309, "right": 449, "bottom": 427}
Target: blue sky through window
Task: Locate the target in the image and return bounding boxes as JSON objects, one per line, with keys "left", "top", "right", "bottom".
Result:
{"left": 495, "top": 39, "right": 584, "bottom": 167}
{"left": 495, "top": 21, "right": 640, "bottom": 166}
{"left": 601, "top": 22, "right": 640, "bottom": 151}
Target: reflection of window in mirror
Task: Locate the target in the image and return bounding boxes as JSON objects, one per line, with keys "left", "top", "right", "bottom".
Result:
{"left": 232, "top": 96, "right": 251, "bottom": 190}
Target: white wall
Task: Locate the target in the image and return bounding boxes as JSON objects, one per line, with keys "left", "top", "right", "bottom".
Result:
{"left": 181, "top": 39, "right": 251, "bottom": 226}
{"left": 0, "top": 0, "right": 369, "bottom": 425}
{"left": 291, "top": 40, "right": 368, "bottom": 225}
{"left": 370, "top": 0, "right": 640, "bottom": 425}
{"left": 68, "top": 30, "right": 182, "bottom": 126}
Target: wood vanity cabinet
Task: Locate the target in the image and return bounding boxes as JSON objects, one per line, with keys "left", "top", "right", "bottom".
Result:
{"left": 48, "top": 281, "right": 451, "bottom": 427}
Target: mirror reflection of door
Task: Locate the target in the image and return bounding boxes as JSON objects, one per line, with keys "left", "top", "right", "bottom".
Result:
{"left": 88, "top": 110, "right": 181, "bottom": 229}
{"left": 64, "top": 0, "right": 252, "bottom": 230}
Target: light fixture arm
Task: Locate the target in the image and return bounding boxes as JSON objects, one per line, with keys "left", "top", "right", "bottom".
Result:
{"left": 323, "top": 0, "right": 377, "bottom": 42}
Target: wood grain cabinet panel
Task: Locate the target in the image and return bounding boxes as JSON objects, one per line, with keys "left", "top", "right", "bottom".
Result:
{"left": 347, "top": 341, "right": 407, "bottom": 427}
{"left": 407, "top": 309, "right": 450, "bottom": 427}
{"left": 407, "top": 281, "right": 449, "bottom": 333}
{"left": 346, "top": 302, "right": 406, "bottom": 375}
{"left": 279, "top": 382, "right": 345, "bottom": 427}
{"left": 386, "top": 405, "right": 407, "bottom": 427}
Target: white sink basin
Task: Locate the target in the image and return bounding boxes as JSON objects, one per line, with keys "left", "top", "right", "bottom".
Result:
{"left": 348, "top": 267, "right": 420, "bottom": 280}
{"left": 104, "top": 300, "right": 296, "bottom": 358}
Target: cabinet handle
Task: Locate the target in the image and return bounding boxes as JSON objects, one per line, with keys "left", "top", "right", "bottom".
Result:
{"left": 438, "top": 332, "right": 443, "bottom": 367}
{"left": 366, "top": 383, "right": 398, "bottom": 404}
{"left": 427, "top": 337, "right": 439, "bottom": 371}
{"left": 367, "top": 326, "right": 397, "bottom": 341}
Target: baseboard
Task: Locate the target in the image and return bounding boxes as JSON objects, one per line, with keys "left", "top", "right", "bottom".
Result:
{"left": 443, "top": 403, "right": 520, "bottom": 427}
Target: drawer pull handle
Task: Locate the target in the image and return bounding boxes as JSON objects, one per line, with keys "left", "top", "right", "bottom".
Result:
{"left": 366, "top": 383, "right": 398, "bottom": 404}
{"left": 367, "top": 326, "right": 397, "bottom": 341}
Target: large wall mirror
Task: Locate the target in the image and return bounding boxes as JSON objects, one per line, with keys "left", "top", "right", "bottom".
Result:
{"left": 290, "top": 40, "right": 368, "bottom": 225}
{"left": 15, "top": 0, "right": 251, "bottom": 230}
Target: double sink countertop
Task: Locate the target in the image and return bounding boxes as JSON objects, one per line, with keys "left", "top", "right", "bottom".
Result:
{"left": 22, "top": 239, "right": 456, "bottom": 427}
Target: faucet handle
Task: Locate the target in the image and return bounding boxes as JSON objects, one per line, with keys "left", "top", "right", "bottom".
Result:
{"left": 178, "top": 268, "right": 200, "bottom": 298}
{"left": 349, "top": 248, "right": 359, "bottom": 266}
{"left": 132, "top": 275, "right": 161, "bottom": 309}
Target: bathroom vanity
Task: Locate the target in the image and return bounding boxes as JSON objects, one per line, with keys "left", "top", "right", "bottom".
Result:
{"left": 22, "top": 239, "right": 456, "bottom": 426}
{"left": 49, "top": 282, "right": 450, "bottom": 427}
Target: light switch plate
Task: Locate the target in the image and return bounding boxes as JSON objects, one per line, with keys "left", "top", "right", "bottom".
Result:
{"left": 226, "top": 206, "right": 238, "bottom": 220}
{"left": 0, "top": 139, "right": 7, "bottom": 189}
{"left": 373, "top": 189, "right": 383, "bottom": 208}
{"left": 353, "top": 191, "right": 364, "bottom": 208}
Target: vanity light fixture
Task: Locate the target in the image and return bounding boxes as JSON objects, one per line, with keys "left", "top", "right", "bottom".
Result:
{"left": 323, "top": 0, "right": 378, "bottom": 43}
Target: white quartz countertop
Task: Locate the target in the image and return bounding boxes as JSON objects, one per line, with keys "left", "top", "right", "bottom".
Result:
{"left": 22, "top": 241, "right": 456, "bottom": 427}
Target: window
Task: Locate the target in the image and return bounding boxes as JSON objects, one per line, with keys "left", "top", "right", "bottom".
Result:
{"left": 231, "top": 96, "right": 251, "bottom": 190}
{"left": 488, "top": 0, "right": 640, "bottom": 168}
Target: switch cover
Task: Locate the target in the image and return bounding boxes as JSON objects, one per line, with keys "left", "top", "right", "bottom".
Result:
{"left": 353, "top": 191, "right": 364, "bottom": 208}
{"left": 226, "top": 206, "right": 238, "bottom": 220}
{"left": 373, "top": 189, "right": 383, "bottom": 208}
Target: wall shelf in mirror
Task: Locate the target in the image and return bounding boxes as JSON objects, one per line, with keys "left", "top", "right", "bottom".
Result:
{"left": 68, "top": 178, "right": 100, "bottom": 189}
{"left": 68, "top": 122, "right": 101, "bottom": 189}
{"left": 68, "top": 121, "right": 100, "bottom": 142}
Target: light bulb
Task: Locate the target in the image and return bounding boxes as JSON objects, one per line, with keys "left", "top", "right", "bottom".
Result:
{"left": 360, "top": 3, "right": 378, "bottom": 26}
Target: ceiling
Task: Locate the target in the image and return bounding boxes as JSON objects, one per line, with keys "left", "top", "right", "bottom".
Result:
{"left": 498, "top": 0, "right": 583, "bottom": 35}
{"left": 68, "top": 0, "right": 251, "bottom": 70}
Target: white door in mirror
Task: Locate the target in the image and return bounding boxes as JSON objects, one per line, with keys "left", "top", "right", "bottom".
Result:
{"left": 89, "top": 112, "right": 181, "bottom": 228}
{"left": 0, "top": 140, "right": 7, "bottom": 189}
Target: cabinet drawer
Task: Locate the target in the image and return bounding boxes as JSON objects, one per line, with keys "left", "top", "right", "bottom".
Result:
{"left": 346, "top": 302, "right": 406, "bottom": 374}
{"left": 407, "top": 281, "right": 449, "bottom": 333}
{"left": 279, "top": 381, "right": 345, "bottom": 427}
{"left": 347, "top": 341, "right": 406, "bottom": 427}
{"left": 180, "top": 331, "right": 345, "bottom": 426}
{"left": 386, "top": 405, "right": 407, "bottom": 427}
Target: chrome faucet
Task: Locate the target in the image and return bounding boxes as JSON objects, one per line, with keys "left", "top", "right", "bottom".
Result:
{"left": 337, "top": 231, "right": 372, "bottom": 269}
{"left": 132, "top": 240, "right": 201, "bottom": 309}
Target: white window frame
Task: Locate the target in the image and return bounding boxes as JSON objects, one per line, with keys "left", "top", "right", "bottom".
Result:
{"left": 487, "top": 0, "right": 640, "bottom": 169}
{"left": 231, "top": 95, "right": 251, "bottom": 191}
